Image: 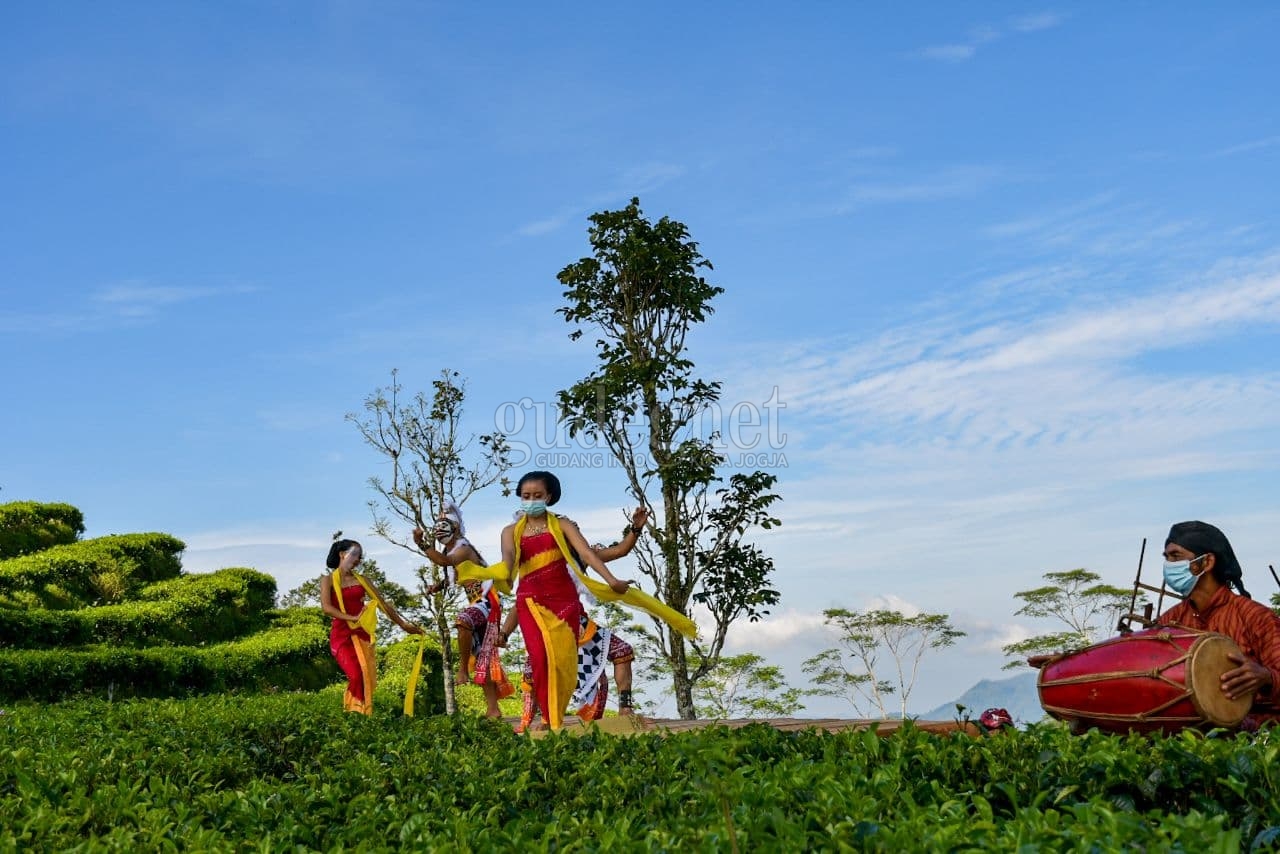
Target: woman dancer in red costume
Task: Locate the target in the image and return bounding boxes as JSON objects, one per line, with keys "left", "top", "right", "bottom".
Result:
{"left": 502, "top": 471, "right": 632, "bottom": 730}
{"left": 319, "top": 538, "right": 423, "bottom": 714}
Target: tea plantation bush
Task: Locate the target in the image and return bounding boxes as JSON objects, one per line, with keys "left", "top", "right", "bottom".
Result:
{"left": 0, "top": 567, "right": 278, "bottom": 648}
{"left": 0, "top": 502, "right": 410, "bottom": 705}
{"left": 1, "top": 694, "right": 1277, "bottom": 851}
{"left": 0, "top": 501, "right": 84, "bottom": 559}
{"left": 0, "top": 532, "right": 186, "bottom": 608}
{"left": 0, "top": 614, "right": 336, "bottom": 701}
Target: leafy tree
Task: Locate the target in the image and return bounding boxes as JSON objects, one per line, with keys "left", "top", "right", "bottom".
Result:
{"left": 280, "top": 558, "right": 415, "bottom": 642}
{"left": 556, "top": 198, "right": 783, "bottom": 719}
{"left": 347, "top": 369, "right": 511, "bottom": 714}
{"left": 803, "top": 608, "right": 965, "bottom": 719}
{"left": 1001, "top": 568, "right": 1134, "bottom": 669}
{"left": 692, "top": 652, "right": 803, "bottom": 720}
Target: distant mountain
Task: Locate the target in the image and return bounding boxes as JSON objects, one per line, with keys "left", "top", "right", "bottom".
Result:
{"left": 922, "top": 671, "right": 1044, "bottom": 724}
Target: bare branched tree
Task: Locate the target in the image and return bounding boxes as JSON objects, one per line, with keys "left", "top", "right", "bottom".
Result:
{"left": 804, "top": 608, "right": 966, "bottom": 719}
{"left": 347, "top": 368, "right": 510, "bottom": 713}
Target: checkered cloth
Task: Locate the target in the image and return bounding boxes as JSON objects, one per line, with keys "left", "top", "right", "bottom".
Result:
{"left": 571, "top": 616, "right": 612, "bottom": 711}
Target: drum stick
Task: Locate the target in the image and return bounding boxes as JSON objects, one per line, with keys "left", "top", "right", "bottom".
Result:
{"left": 1121, "top": 538, "right": 1147, "bottom": 633}
{"left": 1270, "top": 564, "right": 1279, "bottom": 590}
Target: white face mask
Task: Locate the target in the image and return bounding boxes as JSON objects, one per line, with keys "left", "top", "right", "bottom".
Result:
{"left": 434, "top": 520, "right": 456, "bottom": 541}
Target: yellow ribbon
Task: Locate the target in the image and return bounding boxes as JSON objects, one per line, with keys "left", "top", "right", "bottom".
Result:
{"left": 331, "top": 570, "right": 379, "bottom": 640}
{"left": 402, "top": 633, "right": 427, "bottom": 717}
{"left": 453, "top": 513, "right": 698, "bottom": 639}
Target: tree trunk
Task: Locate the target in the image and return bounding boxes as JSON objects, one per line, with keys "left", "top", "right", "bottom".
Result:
{"left": 436, "top": 608, "right": 456, "bottom": 715}
{"left": 671, "top": 633, "right": 697, "bottom": 719}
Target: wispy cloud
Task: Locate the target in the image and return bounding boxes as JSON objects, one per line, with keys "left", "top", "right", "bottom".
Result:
{"left": 94, "top": 283, "right": 251, "bottom": 318}
{"left": 0, "top": 281, "right": 255, "bottom": 333}
{"left": 981, "top": 194, "right": 1228, "bottom": 268}
{"left": 1012, "top": 13, "right": 1064, "bottom": 33}
{"left": 706, "top": 252, "right": 1280, "bottom": 641}
{"left": 846, "top": 165, "right": 1007, "bottom": 206}
{"left": 1211, "top": 135, "right": 1280, "bottom": 158}
{"left": 514, "top": 161, "right": 686, "bottom": 238}
{"left": 791, "top": 163, "right": 1011, "bottom": 220}
{"left": 753, "top": 263, "right": 1280, "bottom": 451}
{"left": 918, "top": 12, "right": 1065, "bottom": 62}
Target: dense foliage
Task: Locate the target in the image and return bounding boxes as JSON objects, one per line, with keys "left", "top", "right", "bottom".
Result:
{"left": 0, "top": 567, "right": 277, "bottom": 649}
{"left": 0, "top": 501, "right": 84, "bottom": 559}
{"left": 556, "top": 198, "right": 784, "bottom": 719}
{"left": 0, "top": 615, "right": 330, "bottom": 701}
{"left": 0, "top": 532, "right": 186, "bottom": 608}
{"left": 0, "top": 502, "right": 444, "bottom": 707}
{"left": 1, "top": 694, "right": 1276, "bottom": 851}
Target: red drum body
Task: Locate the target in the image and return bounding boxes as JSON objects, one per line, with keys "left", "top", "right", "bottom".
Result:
{"left": 1037, "top": 627, "right": 1253, "bottom": 734}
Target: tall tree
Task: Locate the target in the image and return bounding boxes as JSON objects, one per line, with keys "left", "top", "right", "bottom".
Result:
{"left": 347, "top": 369, "right": 511, "bottom": 714}
{"left": 803, "top": 608, "right": 965, "bottom": 719}
{"left": 1001, "top": 568, "right": 1134, "bottom": 669}
{"left": 556, "top": 198, "right": 783, "bottom": 719}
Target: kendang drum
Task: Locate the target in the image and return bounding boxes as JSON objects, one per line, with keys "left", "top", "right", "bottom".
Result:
{"left": 1037, "top": 626, "right": 1254, "bottom": 734}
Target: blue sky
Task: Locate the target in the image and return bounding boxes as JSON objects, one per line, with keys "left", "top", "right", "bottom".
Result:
{"left": 4, "top": 3, "right": 1280, "bottom": 716}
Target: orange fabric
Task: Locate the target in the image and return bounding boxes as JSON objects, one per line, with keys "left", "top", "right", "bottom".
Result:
{"left": 1160, "top": 586, "right": 1280, "bottom": 707}
{"left": 342, "top": 634, "right": 376, "bottom": 715}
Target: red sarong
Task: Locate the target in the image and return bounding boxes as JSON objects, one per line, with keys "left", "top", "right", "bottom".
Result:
{"left": 517, "top": 531, "right": 585, "bottom": 730}
{"left": 329, "top": 584, "right": 375, "bottom": 714}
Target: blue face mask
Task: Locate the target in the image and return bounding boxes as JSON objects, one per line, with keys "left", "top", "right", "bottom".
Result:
{"left": 521, "top": 500, "right": 548, "bottom": 517}
{"left": 1163, "top": 554, "right": 1208, "bottom": 596}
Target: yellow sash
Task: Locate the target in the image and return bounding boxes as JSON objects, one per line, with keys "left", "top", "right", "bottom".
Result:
{"left": 332, "top": 570, "right": 380, "bottom": 639}
{"left": 331, "top": 570, "right": 427, "bottom": 716}
{"left": 454, "top": 513, "right": 697, "bottom": 639}
{"left": 402, "top": 634, "right": 427, "bottom": 717}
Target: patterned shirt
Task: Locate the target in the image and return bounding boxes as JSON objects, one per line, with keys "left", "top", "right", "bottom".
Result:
{"left": 1160, "top": 586, "right": 1280, "bottom": 707}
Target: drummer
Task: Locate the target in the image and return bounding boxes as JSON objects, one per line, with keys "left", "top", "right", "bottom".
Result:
{"left": 1157, "top": 521, "right": 1280, "bottom": 713}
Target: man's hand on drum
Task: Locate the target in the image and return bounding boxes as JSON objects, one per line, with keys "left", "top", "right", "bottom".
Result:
{"left": 1221, "top": 652, "right": 1273, "bottom": 700}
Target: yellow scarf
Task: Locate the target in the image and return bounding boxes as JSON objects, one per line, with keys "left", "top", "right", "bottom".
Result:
{"left": 331, "top": 570, "right": 427, "bottom": 716}
{"left": 453, "top": 513, "right": 697, "bottom": 639}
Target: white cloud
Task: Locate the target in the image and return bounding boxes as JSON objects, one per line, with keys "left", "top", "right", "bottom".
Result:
{"left": 970, "top": 621, "right": 1034, "bottom": 654}
{"left": 516, "top": 214, "right": 572, "bottom": 237}
{"left": 1211, "top": 135, "right": 1280, "bottom": 158}
{"left": 864, "top": 594, "right": 922, "bottom": 616}
{"left": 918, "top": 12, "right": 1064, "bottom": 62}
{"left": 920, "top": 44, "right": 976, "bottom": 63}
{"left": 0, "top": 281, "right": 254, "bottom": 333}
{"left": 1012, "top": 13, "right": 1064, "bottom": 33}
{"left": 731, "top": 262, "right": 1280, "bottom": 459}
{"left": 514, "top": 161, "right": 685, "bottom": 238}
{"left": 724, "top": 609, "right": 828, "bottom": 650}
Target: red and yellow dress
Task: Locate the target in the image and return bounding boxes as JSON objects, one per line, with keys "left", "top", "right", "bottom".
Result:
{"left": 453, "top": 511, "right": 698, "bottom": 730}
{"left": 516, "top": 528, "right": 591, "bottom": 730}
{"left": 329, "top": 580, "right": 378, "bottom": 715}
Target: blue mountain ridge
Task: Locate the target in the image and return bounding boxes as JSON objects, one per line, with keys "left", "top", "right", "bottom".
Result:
{"left": 921, "top": 671, "right": 1044, "bottom": 724}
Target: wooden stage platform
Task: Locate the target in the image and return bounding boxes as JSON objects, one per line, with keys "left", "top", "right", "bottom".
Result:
{"left": 521, "top": 715, "right": 982, "bottom": 738}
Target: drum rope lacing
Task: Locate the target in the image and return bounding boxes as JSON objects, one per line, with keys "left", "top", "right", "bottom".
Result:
{"left": 1039, "top": 630, "right": 1205, "bottom": 723}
